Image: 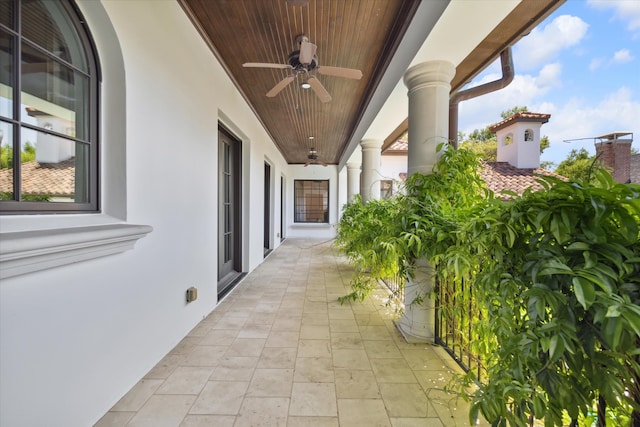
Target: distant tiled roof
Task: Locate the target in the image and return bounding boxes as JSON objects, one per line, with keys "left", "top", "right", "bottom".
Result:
{"left": 488, "top": 112, "right": 551, "bottom": 133}
{"left": 0, "top": 159, "right": 75, "bottom": 197}
{"left": 480, "top": 161, "right": 565, "bottom": 199}
{"left": 384, "top": 138, "right": 408, "bottom": 154}
{"left": 631, "top": 154, "right": 640, "bottom": 184}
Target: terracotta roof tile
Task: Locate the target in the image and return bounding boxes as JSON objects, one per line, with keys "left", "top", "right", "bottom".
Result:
{"left": 0, "top": 159, "right": 75, "bottom": 197}
{"left": 488, "top": 112, "right": 551, "bottom": 133}
{"left": 480, "top": 161, "right": 565, "bottom": 199}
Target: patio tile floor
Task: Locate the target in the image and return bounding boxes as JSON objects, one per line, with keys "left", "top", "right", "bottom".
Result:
{"left": 95, "top": 239, "right": 484, "bottom": 426}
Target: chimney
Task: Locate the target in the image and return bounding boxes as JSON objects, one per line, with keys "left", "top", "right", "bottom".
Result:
{"left": 488, "top": 112, "right": 551, "bottom": 169}
{"left": 594, "top": 132, "right": 633, "bottom": 183}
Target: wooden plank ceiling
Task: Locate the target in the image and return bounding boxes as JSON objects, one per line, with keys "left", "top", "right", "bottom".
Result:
{"left": 180, "top": 0, "right": 419, "bottom": 165}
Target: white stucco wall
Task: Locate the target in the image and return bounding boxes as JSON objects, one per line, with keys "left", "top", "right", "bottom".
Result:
{"left": 0, "top": 1, "right": 289, "bottom": 426}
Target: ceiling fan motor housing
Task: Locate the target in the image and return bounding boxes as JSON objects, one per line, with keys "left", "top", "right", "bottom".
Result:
{"left": 288, "top": 50, "right": 318, "bottom": 72}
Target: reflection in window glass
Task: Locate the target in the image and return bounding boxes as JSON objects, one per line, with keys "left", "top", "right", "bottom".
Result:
{"left": 0, "top": 121, "right": 14, "bottom": 200}
{"left": 21, "top": 0, "right": 87, "bottom": 71}
{"left": 0, "top": 29, "right": 14, "bottom": 119}
{"left": 21, "top": 41, "right": 88, "bottom": 139}
{"left": 294, "top": 180, "right": 329, "bottom": 223}
{"left": 18, "top": 129, "right": 89, "bottom": 203}
{"left": 0, "top": 0, "right": 13, "bottom": 28}
{"left": 1, "top": 0, "right": 97, "bottom": 212}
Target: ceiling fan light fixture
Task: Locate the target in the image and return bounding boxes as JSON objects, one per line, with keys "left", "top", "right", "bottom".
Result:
{"left": 301, "top": 81, "right": 311, "bottom": 89}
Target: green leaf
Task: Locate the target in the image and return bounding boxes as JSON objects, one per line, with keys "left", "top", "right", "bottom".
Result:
{"left": 572, "top": 276, "right": 595, "bottom": 310}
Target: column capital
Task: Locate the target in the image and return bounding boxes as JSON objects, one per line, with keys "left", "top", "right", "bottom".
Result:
{"left": 403, "top": 60, "right": 456, "bottom": 94}
{"left": 346, "top": 161, "right": 361, "bottom": 171}
{"left": 360, "top": 138, "right": 383, "bottom": 151}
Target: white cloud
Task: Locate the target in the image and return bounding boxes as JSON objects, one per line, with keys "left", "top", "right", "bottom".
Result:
{"left": 612, "top": 48, "right": 634, "bottom": 63}
{"left": 515, "top": 15, "right": 589, "bottom": 70}
{"left": 459, "top": 66, "right": 563, "bottom": 137}
{"left": 589, "top": 57, "right": 604, "bottom": 70}
{"left": 540, "top": 87, "right": 640, "bottom": 164}
{"left": 588, "top": 0, "right": 640, "bottom": 34}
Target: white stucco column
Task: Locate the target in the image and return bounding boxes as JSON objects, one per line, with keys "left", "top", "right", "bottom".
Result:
{"left": 397, "top": 60, "right": 455, "bottom": 343}
{"left": 360, "top": 139, "right": 383, "bottom": 203}
{"left": 404, "top": 60, "right": 456, "bottom": 176}
{"left": 346, "top": 161, "right": 361, "bottom": 202}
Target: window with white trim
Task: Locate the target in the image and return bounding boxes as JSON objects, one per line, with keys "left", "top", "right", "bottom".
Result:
{"left": 0, "top": 0, "right": 99, "bottom": 214}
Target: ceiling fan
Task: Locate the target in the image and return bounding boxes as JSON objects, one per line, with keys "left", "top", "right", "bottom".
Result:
{"left": 304, "top": 148, "right": 327, "bottom": 167}
{"left": 243, "top": 35, "right": 363, "bottom": 103}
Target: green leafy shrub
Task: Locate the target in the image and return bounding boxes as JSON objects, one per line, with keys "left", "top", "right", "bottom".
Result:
{"left": 335, "top": 143, "right": 640, "bottom": 425}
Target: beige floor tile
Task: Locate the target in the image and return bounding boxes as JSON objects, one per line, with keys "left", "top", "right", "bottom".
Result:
{"left": 110, "top": 379, "right": 164, "bottom": 412}
{"left": 187, "top": 321, "right": 215, "bottom": 337}
{"left": 332, "top": 348, "right": 371, "bottom": 370}
{"left": 156, "top": 366, "right": 213, "bottom": 395}
{"left": 300, "top": 325, "right": 330, "bottom": 340}
{"left": 127, "top": 395, "right": 195, "bottom": 427}
{"left": 246, "top": 368, "right": 293, "bottom": 397}
{"left": 144, "top": 354, "right": 186, "bottom": 379}
{"left": 169, "top": 337, "right": 203, "bottom": 356}
{"left": 359, "top": 325, "right": 393, "bottom": 340}
{"left": 257, "top": 347, "right": 297, "bottom": 369}
{"left": 265, "top": 330, "right": 300, "bottom": 348}
{"left": 334, "top": 369, "right": 381, "bottom": 398}
{"left": 414, "top": 369, "right": 455, "bottom": 394}
{"left": 225, "top": 338, "right": 266, "bottom": 357}
{"left": 370, "top": 358, "right": 418, "bottom": 383}
{"left": 379, "top": 383, "right": 431, "bottom": 417}
{"left": 189, "top": 381, "right": 249, "bottom": 415}
{"left": 423, "top": 388, "right": 475, "bottom": 424}
{"left": 209, "top": 356, "right": 258, "bottom": 381}
{"left": 212, "top": 316, "right": 247, "bottom": 330}
{"left": 198, "top": 329, "right": 239, "bottom": 346}
{"left": 354, "top": 313, "right": 386, "bottom": 326}
{"left": 391, "top": 417, "right": 444, "bottom": 427}
{"left": 234, "top": 397, "right": 289, "bottom": 427}
{"left": 401, "top": 347, "right": 444, "bottom": 371}
{"left": 364, "top": 340, "right": 403, "bottom": 359}
{"left": 179, "top": 415, "right": 236, "bottom": 427}
{"left": 328, "top": 308, "right": 355, "bottom": 320}
{"left": 297, "top": 339, "right": 331, "bottom": 358}
{"left": 271, "top": 316, "right": 302, "bottom": 331}
{"left": 329, "top": 318, "right": 359, "bottom": 332}
{"left": 286, "top": 416, "right": 339, "bottom": 426}
{"left": 293, "top": 357, "right": 334, "bottom": 382}
{"left": 181, "top": 345, "right": 228, "bottom": 367}
{"left": 330, "top": 332, "right": 364, "bottom": 349}
{"left": 301, "top": 313, "right": 329, "bottom": 326}
{"left": 289, "top": 383, "right": 337, "bottom": 416}
{"left": 337, "top": 398, "right": 391, "bottom": 427}
{"left": 238, "top": 324, "right": 272, "bottom": 339}
{"left": 93, "top": 411, "right": 135, "bottom": 427}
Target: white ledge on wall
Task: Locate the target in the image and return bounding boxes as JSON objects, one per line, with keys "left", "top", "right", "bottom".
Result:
{"left": 0, "top": 223, "right": 153, "bottom": 279}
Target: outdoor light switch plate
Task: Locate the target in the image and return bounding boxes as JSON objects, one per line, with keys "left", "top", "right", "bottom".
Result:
{"left": 186, "top": 287, "right": 198, "bottom": 303}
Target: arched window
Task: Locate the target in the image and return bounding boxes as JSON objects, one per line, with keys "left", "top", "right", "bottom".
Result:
{"left": 0, "top": 0, "right": 99, "bottom": 213}
{"left": 503, "top": 133, "right": 513, "bottom": 146}
{"left": 524, "top": 129, "right": 534, "bottom": 142}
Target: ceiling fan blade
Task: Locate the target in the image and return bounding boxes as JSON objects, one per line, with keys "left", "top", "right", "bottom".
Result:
{"left": 307, "top": 76, "right": 331, "bottom": 103}
{"left": 299, "top": 40, "right": 317, "bottom": 65}
{"left": 304, "top": 162, "right": 311, "bottom": 167}
{"left": 318, "top": 66, "right": 363, "bottom": 80}
{"left": 266, "top": 75, "right": 295, "bottom": 97}
{"left": 243, "top": 62, "right": 290, "bottom": 69}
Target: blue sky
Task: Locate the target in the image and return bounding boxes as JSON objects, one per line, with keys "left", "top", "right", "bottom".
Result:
{"left": 458, "top": 0, "right": 640, "bottom": 167}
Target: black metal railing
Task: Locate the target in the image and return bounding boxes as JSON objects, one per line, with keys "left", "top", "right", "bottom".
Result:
{"left": 434, "top": 273, "right": 483, "bottom": 380}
